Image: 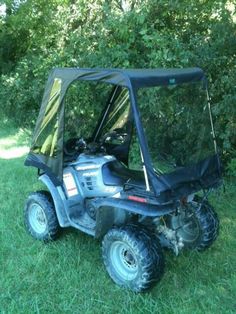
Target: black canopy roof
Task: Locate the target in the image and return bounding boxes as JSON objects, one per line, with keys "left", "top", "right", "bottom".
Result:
{"left": 50, "top": 67, "right": 205, "bottom": 88}
{"left": 25, "top": 67, "right": 212, "bottom": 194}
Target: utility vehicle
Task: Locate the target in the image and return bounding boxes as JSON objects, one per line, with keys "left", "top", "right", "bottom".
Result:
{"left": 24, "top": 68, "right": 222, "bottom": 292}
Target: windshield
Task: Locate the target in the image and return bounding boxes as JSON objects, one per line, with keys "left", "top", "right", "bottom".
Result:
{"left": 97, "top": 87, "right": 131, "bottom": 139}
{"left": 137, "top": 82, "right": 215, "bottom": 174}
{"left": 64, "top": 81, "right": 113, "bottom": 141}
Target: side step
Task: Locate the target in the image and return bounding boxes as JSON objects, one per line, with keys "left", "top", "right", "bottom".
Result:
{"left": 66, "top": 200, "right": 96, "bottom": 236}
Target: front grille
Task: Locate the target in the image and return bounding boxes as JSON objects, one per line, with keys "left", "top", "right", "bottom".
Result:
{"left": 84, "top": 176, "right": 97, "bottom": 191}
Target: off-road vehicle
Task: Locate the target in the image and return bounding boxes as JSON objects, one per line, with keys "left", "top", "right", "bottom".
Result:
{"left": 24, "top": 68, "right": 222, "bottom": 292}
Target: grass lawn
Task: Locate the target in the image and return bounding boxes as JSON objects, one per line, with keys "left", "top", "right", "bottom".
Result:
{"left": 0, "top": 120, "right": 236, "bottom": 314}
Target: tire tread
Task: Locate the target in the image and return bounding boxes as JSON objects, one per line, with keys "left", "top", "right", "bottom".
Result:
{"left": 24, "top": 190, "right": 60, "bottom": 241}
{"left": 102, "top": 224, "right": 165, "bottom": 292}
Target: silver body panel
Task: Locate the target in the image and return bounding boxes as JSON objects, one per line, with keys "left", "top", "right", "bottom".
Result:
{"left": 63, "top": 153, "right": 123, "bottom": 199}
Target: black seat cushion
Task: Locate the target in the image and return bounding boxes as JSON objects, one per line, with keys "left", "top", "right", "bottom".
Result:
{"left": 102, "top": 160, "right": 144, "bottom": 186}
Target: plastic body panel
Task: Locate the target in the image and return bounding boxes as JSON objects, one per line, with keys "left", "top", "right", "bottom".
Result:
{"left": 39, "top": 153, "right": 176, "bottom": 238}
{"left": 39, "top": 174, "right": 70, "bottom": 227}
{"left": 63, "top": 153, "right": 123, "bottom": 198}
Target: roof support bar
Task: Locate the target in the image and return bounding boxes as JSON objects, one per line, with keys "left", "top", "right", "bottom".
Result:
{"left": 140, "top": 146, "right": 150, "bottom": 191}
{"left": 206, "top": 89, "right": 217, "bottom": 154}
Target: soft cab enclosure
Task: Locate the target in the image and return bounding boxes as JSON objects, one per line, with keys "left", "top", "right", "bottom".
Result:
{"left": 25, "top": 67, "right": 222, "bottom": 203}
{"left": 24, "top": 67, "right": 222, "bottom": 292}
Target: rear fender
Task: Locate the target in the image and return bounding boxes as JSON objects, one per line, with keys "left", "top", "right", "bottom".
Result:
{"left": 39, "top": 174, "right": 70, "bottom": 227}
{"left": 94, "top": 197, "right": 175, "bottom": 238}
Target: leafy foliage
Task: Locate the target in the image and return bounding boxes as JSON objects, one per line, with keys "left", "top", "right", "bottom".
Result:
{"left": 0, "top": 0, "right": 235, "bottom": 168}
{"left": 227, "top": 158, "right": 236, "bottom": 177}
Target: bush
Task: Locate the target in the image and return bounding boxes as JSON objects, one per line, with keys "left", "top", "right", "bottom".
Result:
{"left": 0, "top": 0, "right": 235, "bottom": 166}
{"left": 227, "top": 158, "right": 236, "bottom": 177}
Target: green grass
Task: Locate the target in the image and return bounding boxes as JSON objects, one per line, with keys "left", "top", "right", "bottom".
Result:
{"left": 0, "top": 120, "right": 236, "bottom": 314}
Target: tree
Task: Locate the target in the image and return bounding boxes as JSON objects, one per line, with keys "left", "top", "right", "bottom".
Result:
{"left": 0, "top": 0, "right": 235, "bottom": 169}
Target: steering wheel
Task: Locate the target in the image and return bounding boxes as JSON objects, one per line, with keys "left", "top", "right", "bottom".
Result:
{"left": 101, "top": 128, "right": 128, "bottom": 146}
{"left": 64, "top": 138, "right": 86, "bottom": 156}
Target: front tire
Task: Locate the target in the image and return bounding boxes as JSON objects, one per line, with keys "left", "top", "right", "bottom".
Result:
{"left": 24, "top": 191, "right": 60, "bottom": 241}
{"left": 102, "top": 224, "right": 165, "bottom": 292}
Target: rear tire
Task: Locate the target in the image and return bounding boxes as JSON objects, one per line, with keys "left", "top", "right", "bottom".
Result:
{"left": 24, "top": 191, "right": 60, "bottom": 241}
{"left": 102, "top": 224, "right": 165, "bottom": 292}
{"left": 169, "top": 197, "right": 219, "bottom": 251}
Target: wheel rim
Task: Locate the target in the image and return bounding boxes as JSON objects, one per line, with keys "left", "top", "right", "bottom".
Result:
{"left": 171, "top": 209, "right": 200, "bottom": 243}
{"left": 109, "top": 241, "right": 138, "bottom": 281}
{"left": 28, "top": 203, "right": 47, "bottom": 234}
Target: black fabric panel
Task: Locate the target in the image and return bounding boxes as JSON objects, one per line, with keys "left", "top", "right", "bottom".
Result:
{"left": 50, "top": 67, "right": 205, "bottom": 88}
{"left": 159, "top": 154, "right": 220, "bottom": 188}
{"left": 24, "top": 152, "right": 62, "bottom": 186}
{"left": 153, "top": 154, "right": 222, "bottom": 201}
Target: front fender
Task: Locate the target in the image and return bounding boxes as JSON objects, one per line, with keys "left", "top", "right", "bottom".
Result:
{"left": 39, "top": 174, "right": 70, "bottom": 227}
